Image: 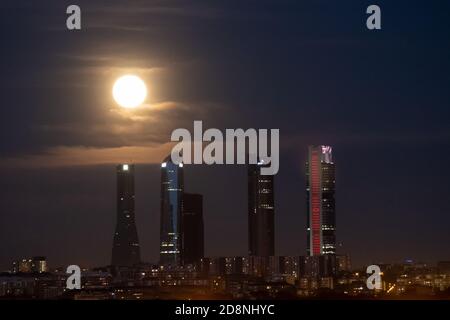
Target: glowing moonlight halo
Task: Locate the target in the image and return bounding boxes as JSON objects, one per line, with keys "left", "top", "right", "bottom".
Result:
{"left": 113, "top": 75, "right": 147, "bottom": 108}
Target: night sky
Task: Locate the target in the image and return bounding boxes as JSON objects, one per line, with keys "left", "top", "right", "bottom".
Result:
{"left": 1, "top": 0, "right": 450, "bottom": 270}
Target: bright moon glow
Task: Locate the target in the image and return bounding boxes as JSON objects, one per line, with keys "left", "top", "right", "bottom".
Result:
{"left": 113, "top": 75, "right": 147, "bottom": 108}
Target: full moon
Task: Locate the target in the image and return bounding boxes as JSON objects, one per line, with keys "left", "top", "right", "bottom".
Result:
{"left": 113, "top": 75, "right": 147, "bottom": 108}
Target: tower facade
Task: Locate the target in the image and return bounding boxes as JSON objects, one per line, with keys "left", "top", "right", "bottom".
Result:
{"left": 306, "top": 146, "right": 336, "bottom": 256}
{"left": 111, "top": 164, "right": 141, "bottom": 266}
{"left": 160, "top": 156, "right": 184, "bottom": 266}
{"left": 182, "top": 193, "right": 204, "bottom": 265}
{"left": 248, "top": 161, "right": 275, "bottom": 257}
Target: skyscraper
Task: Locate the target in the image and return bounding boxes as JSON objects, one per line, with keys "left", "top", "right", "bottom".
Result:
{"left": 306, "top": 146, "right": 336, "bottom": 256}
{"left": 182, "top": 193, "right": 204, "bottom": 265}
{"left": 111, "top": 164, "right": 141, "bottom": 266}
{"left": 248, "top": 161, "right": 275, "bottom": 257}
{"left": 160, "top": 156, "right": 184, "bottom": 266}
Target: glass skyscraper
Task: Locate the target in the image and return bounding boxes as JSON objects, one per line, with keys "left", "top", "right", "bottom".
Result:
{"left": 160, "top": 156, "right": 184, "bottom": 266}
{"left": 306, "top": 146, "right": 336, "bottom": 256}
{"left": 111, "top": 164, "right": 141, "bottom": 266}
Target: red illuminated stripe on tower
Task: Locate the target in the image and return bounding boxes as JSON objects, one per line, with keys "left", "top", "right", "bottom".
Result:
{"left": 310, "top": 150, "right": 321, "bottom": 255}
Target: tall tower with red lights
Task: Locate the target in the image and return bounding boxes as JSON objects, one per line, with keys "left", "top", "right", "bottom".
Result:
{"left": 306, "top": 146, "right": 336, "bottom": 256}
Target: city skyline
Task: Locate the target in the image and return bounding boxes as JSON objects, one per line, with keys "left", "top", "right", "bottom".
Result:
{"left": 109, "top": 145, "right": 333, "bottom": 268}
{"left": 1, "top": 144, "right": 442, "bottom": 272}
{"left": 2, "top": 150, "right": 448, "bottom": 300}
{"left": 1, "top": 146, "right": 449, "bottom": 270}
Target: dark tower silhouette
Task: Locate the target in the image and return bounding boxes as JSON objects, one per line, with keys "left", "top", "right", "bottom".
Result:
{"left": 182, "top": 193, "right": 204, "bottom": 265}
{"left": 111, "top": 164, "right": 141, "bottom": 266}
{"left": 248, "top": 161, "right": 275, "bottom": 257}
